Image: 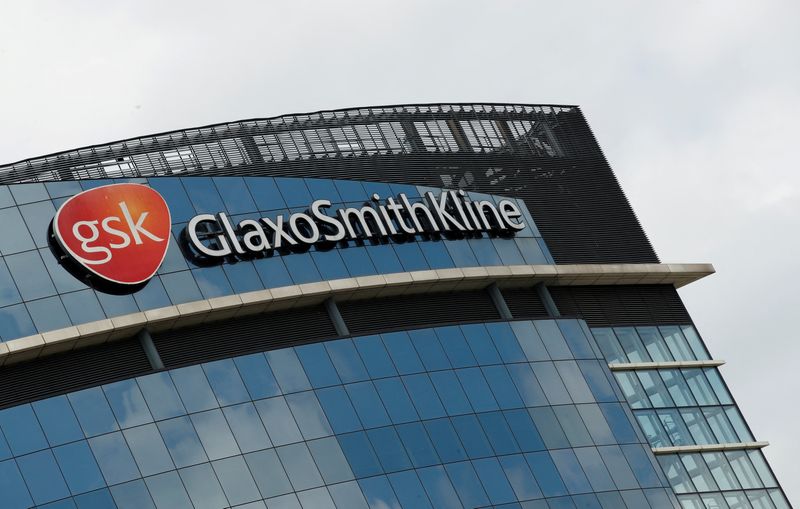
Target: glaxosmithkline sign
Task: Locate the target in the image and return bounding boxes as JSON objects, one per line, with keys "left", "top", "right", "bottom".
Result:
{"left": 52, "top": 183, "right": 526, "bottom": 291}
{"left": 186, "top": 190, "right": 526, "bottom": 259}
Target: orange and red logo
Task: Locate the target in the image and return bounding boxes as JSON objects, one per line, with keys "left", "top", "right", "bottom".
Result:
{"left": 53, "top": 183, "right": 171, "bottom": 286}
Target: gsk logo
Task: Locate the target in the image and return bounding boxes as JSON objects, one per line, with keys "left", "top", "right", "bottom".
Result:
{"left": 52, "top": 183, "right": 171, "bottom": 287}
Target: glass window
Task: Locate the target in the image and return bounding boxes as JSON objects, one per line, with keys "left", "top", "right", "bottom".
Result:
{"left": 144, "top": 471, "right": 193, "bottom": 509}
{"left": 132, "top": 276, "right": 171, "bottom": 311}
{"left": 660, "top": 369, "right": 696, "bottom": 407}
{"left": 622, "top": 444, "right": 663, "bottom": 488}
{"left": 123, "top": 423, "right": 174, "bottom": 476}
{"left": 389, "top": 470, "right": 434, "bottom": 509}
{"left": 614, "top": 327, "right": 650, "bottom": 363}
{"left": 308, "top": 436, "right": 354, "bottom": 485}
{"left": 657, "top": 409, "right": 692, "bottom": 446}
{"left": 136, "top": 372, "right": 186, "bottom": 420}
{"left": 574, "top": 447, "right": 616, "bottom": 492}
{"left": 368, "top": 426, "right": 412, "bottom": 472}
{"left": 253, "top": 255, "right": 293, "bottom": 288}
{"left": 354, "top": 334, "right": 397, "bottom": 378}
{"left": 512, "top": 321, "right": 549, "bottom": 361}
{"left": 68, "top": 387, "right": 119, "bottom": 438}
{"left": 577, "top": 360, "right": 618, "bottom": 403}
{"left": 726, "top": 450, "right": 763, "bottom": 489}
{"left": 473, "top": 457, "right": 517, "bottom": 505}
{"left": 426, "top": 371, "right": 471, "bottom": 416}
{"left": 549, "top": 449, "right": 593, "bottom": 494}
{"left": 436, "top": 326, "right": 477, "bottom": 368}
{"left": 409, "top": 328, "right": 450, "bottom": 371}
{"left": 340, "top": 246, "right": 378, "bottom": 277}
{"left": 457, "top": 367, "right": 500, "bottom": 412}
{"left": 487, "top": 321, "right": 527, "bottom": 363}
{"left": 345, "top": 381, "right": 390, "bottom": 429}
{"left": 296, "top": 343, "right": 341, "bottom": 389}
{"left": 17, "top": 449, "right": 70, "bottom": 505}
{"left": 394, "top": 241, "right": 430, "bottom": 272}
{"left": 193, "top": 266, "right": 233, "bottom": 299}
{"left": 286, "top": 391, "right": 332, "bottom": 440}
{"left": 245, "top": 177, "right": 286, "bottom": 212}
{"left": 478, "top": 412, "right": 520, "bottom": 455}
{"left": 507, "top": 363, "right": 548, "bottom": 407}
{"left": 255, "top": 397, "right": 303, "bottom": 446}
{"left": 461, "top": 323, "right": 501, "bottom": 365}
{"left": 32, "top": 395, "right": 83, "bottom": 447}
{"left": 597, "top": 445, "right": 639, "bottom": 491}
{"left": 297, "top": 487, "right": 337, "bottom": 509}
{"left": 381, "top": 331, "right": 424, "bottom": 374}
{"left": 171, "top": 365, "right": 218, "bottom": 413}
{"left": 0, "top": 207, "right": 35, "bottom": 255}
{"left": 103, "top": 379, "right": 153, "bottom": 428}
{"left": 0, "top": 185, "right": 15, "bottom": 207}
{"left": 533, "top": 362, "right": 572, "bottom": 405}
{"left": 315, "top": 386, "right": 361, "bottom": 434}
{"left": 419, "top": 239, "right": 455, "bottom": 269}
{"left": 265, "top": 349, "right": 311, "bottom": 394}
{"left": 158, "top": 229, "right": 189, "bottom": 274}
{"left": 95, "top": 291, "right": 139, "bottom": 318}
{"left": 555, "top": 361, "right": 595, "bottom": 404}
{"left": 396, "top": 422, "right": 439, "bottom": 468}
{"left": 636, "top": 411, "right": 670, "bottom": 448}
{"left": 213, "top": 177, "right": 257, "bottom": 215}
{"left": 182, "top": 177, "right": 225, "bottom": 213}
{"left": 235, "top": 353, "right": 281, "bottom": 400}
{"left": 660, "top": 326, "right": 695, "bottom": 361}
{"left": 529, "top": 407, "right": 570, "bottom": 450}
{"left": 326, "top": 339, "right": 369, "bottom": 383}
{"left": 277, "top": 442, "right": 324, "bottom": 491}
{"left": 19, "top": 200, "right": 55, "bottom": 249}
{"left": 190, "top": 409, "right": 241, "bottom": 460}
{"left": 222, "top": 402, "right": 272, "bottom": 453}
{"left": 27, "top": 295, "right": 72, "bottom": 333}
{"left": 374, "top": 377, "right": 419, "bottom": 423}
{"left": 637, "top": 370, "right": 674, "bottom": 407}
{"left": 681, "top": 408, "right": 717, "bottom": 445}
{"left": 275, "top": 178, "right": 312, "bottom": 208}
{"left": 637, "top": 327, "right": 673, "bottom": 362}
{"left": 591, "top": 328, "right": 626, "bottom": 364}
{"left": 483, "top": 365, "right": 524, "bottom": 409}
{"left": 704, "top": 369, "right": 733, "bottom": 405}
{"left": 425, "top": 418, "right": 468, "bottom": 463}
{"left": 203, "top": 358, "right": 250, "bottom": 406}
{"left": 157, "top": 416, "right": 208, "bottom": 468}
{"left": 178, "top": 463, "right": 229, "bottom": 509}
{"left": 451, "top": 414, "right": 494, "bottom": 459}
{"left": 681, "top": 325, "right": 710, "bottom": 360}
{"left": 160, "top": 270, "right": 203, "bottom": 305}
{"left": 109, "top": 479, "right": 156, "bottom": 509}
{"left": 682, "top": 369, "right": 719, "bottom": 406}
{"left": 5, "top": 251, "right": 54, "bottom": 301}
{"left": 445, "top": 461, "right": 490, "bottom": 508}
{"left": 88, "top": 431, "right": 141, "bottom": 485}
{"left": 403, "top": 373, "right": 446, "bottom": 419}
{"left": 337, "top": 431, "right": 382, "bottom": 478}
{"left": 535, "top": 320, "right": 572, "bottom": 360}
{"left": 499, "top": 454, "right": 542, "bottom": 501}
{"left": 504, "top": 409, "right": 545, "bottom": 452}
{"left": 222, "top": 260, "right": 263, "bottom": 293}
{"left": 0, "top": 303, "right": 36, "bottom": 341}
{"left": 244, "top": 449, "right": 293, "bottom": 499}
{"left": 600, "top": 403, "right": 641, "bottom": 444}
{"left": 212, "top": 456, "right": 261, "bottom": 507}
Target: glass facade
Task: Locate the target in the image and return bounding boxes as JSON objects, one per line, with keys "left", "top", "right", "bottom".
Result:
{"left": 0, "top": 177, "right": 551, "bottom": 342}
{"left": 0, "top": 318, "right": 683, "bottom": 509}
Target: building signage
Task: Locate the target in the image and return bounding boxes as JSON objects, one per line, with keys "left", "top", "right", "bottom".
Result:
{"left": 186, "top": 190, "right": 526, "bottom": 259}
{"left": 52, "top": 183, "right": 171, "bottom": 286}
{"left": 52, "top": 183, "right": 525, "bottom": 290}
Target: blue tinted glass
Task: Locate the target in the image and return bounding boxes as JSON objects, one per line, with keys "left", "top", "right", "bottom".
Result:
{"left": 334, "top": 180, "right": 366, "bottom": 202}
{"left": 161, "top": 270, "right": 203, "bottom": 304}
{"left": 429, "top": 371, "right": 473, "bottom": 416}
{"left": 0, "top": 186, "right": 12, "bottom": 207}
{"left": 0, "top": 303, "right": 36, "bottom": 341}
{"left": 286, "top": 391, "right": 332, "bottom": 440}
{"left": 308, "top": 436, "right": 354, "bottom": 485}
{"left": 389, "top": 470, "right": 433, "bottom": 509}
{"left": 338, "top": 431, "right": 382, "bottom": 478}
{"left": 403, "top": 374, "right": 446, "bottom": 419}
{"left": 6, "top": 251, "right": 55, "bottom": 300}
{"left": 559, "top": 320, "right": 595, "bottom": 359}
{"left": 600, "top": 403, "right": 640, "bottom": 444}
{"left": 284, "top": 252, "right": 322, "bottom": 284}
{"left": 254, "top": 397, "right": 302, "bottom": 446}
{"left": 425, "top": 418, "right": 467, "bottom": 463}
{"left": 363, "top": 181, "right": 393, "bottom": 198}
{"left": 577, "top": 405, "right": 615, "bottom": 445}
{"left": 88, "top": 432, "right": 141, "bottom": 485}
{"left": 354, "top": 335, "right": 397, "bottom": 378}
{"left": 277, "top": 442, "right": 325, "bottom": 491}
{"left": 193, "top": 266, "right": 233, "bottom": 298}
{"left": 295, "top": 343, "right": 340, "bottom": 388}
{"left": 0, "top": 459, "right": 33, "bottom": 509}
{"left": 462, "top": 323, "right": 502, "bottom": 365}
{"left": 526, "top": 451, "right": 568, "bottom": 497}
{"left": 418, "top": 465, "right": 462, "bottom": 509}
{"left": 68, "top": 387, "right": 118, "bottom": 437}
{"left": 19, "top": 200, "right": 55, "bottom": 248}
{"left": 516, "top": 237, "right": 549, "bottom": 264}
{"left": 451, "top": 414, "right": 493, "bottom": 459}
{"left": 409, "top": 328, "right": 450, "bottom": 371}
{"left": 473, "top": 457, "right": 517, "bottom": 504}
{"left": 394, "top": 241, "right": 429, "bottom": 271}
{"left": 203, "top": 358, "right": 250, "bottom": 406}
{"left": 419, "top": 240, "right": 454, "bottom": 269}
{"left": 305, "top": 178, "right": 342, "bottom": 202}
{"left": 32, "top": 396, "right": 83, "bottom": 446}
{"left": 493, "top": 237, "right": 526, "bottom": 265}
{"left": 366, "top": 243, "right": 404, "bottom": 273}
{"left": 469, "top": 238, "right": 503, "bottom": 265}
{"left": 622, "top": 444, "right": 662, "bottom": 488}
{"left": 504, "top": 409, "right": 545, "bottom": 452}
{"left": 253, "top": 255, "right": 293, "bottom": 287}
{"left": 444, "top": 238, "right": 479, "bottom": 267}
{"left": 136, "top": 372, "right": 186, "bottom": 420}
{"left": 53, "top": 441, "right": 105, "bottom": 495}
{"left": 213, "top": 456, "right": 261, "bottom": 506}
{"left": 437, "top": 326, "right": 477, "bottom": 368}
{"left": 179, "top": 463, "right": 229, "bottom": 509}
{"left": 340, "top": 246, "right": 377, "bottom": 277}
{"left": 244, "top": 449, "right": 293, "bottom": 499}
{"left": 529, "top": 408, "right": 570, "bottom": 449}
{"left": 578, "top": 360, "right": 618, "bottom": 402}
{"left": 40, "top": 499, "right": 77, "bottom": 509}
{"left": 512, "top": 321, "right": 549, "bottom": 361}
{"left": 157, "top": 230, "right": 188, "bottom": 274}
{"left": 103, "top": 379, "right": 152, "bottom": 428}
{"left": 132, "top": 276, "right": 171, "bottom": 311}
{"left": 0, "top": 410, "right": 40, "bottom": 460}
{"left": 157, "top": 416, "right": 207, "bottom": 468}
{"left": 535, "top": 320, "right": 572, "bottom": 359}
{"left": 381, "top": 332, "right": 424, "bottom": 374}
{"left": 222, "top": 402, "right": 271, "bottom": 453}
{"left": 123, "top": 424, "right": 173, "bottom": 476}
{"left": 222, "top": 261, "right": 263, "bottom": 293}
{"left": 457, "top": 367, "right": 499, "bottom": 412}
{"left": 574, "top": 447, "right": 616, "bottom": 492}
{"left": 396, "top": 422, "right": 439, "bottom": 468}
{"left": 109, "top": 480, "right": 156, "bottom": 509}
{"left": 556, "top": 361, "right": 595, "bottom": 404}
{"left": 445, "top": 461, "right": 490, "bottom": 508}
{"left": 500, "top": 454, "right": 543, "bottom": 501}
{"left": 483, "top": 365, "right": 524, "bottom": 409}
{"left": 345, "top": 381, "right": 390, "bottom": 429}
{"left": 171, "top": 365, "right": 218, "bottom": 413}
{"left": 214, "top": 177, "right": 257, "bottom": 214}
{"left": 182, "top": 177, "right": 224, "bottom": 213}
{"left": 487, "top": 322, "right": 526, "bottom": 363}
{"left": 245, "top": 177, "right": 286, "bottom": 211}
{"left": 479, "top": 411, "right": 520, "bottom": 455}
{"left": 95, "top": 291, "right": 139, "bottom": 318}
{"left": 144, "top": 471, "right": 192, "bottom": 509}
{"left": 275, "top": 178, "right": 312, "bottom": 208}
{"left": 190, "top": 409, "right": 241, "bottom": 460}
{"left": 311, "top": 249, "right": 349, "bottom": 280}
{"left": 235, "top": 353, "right": 281, "bottom": 400}
{"left": 148, "top": 178, "right": 195, "bottom": 222}
{"left": 368, "top": 426, "right": 412, "bottom": 472}
{"left": 0, "top": 208, "right": 35, "bottom": 255}
{"left": 27, "top": 295, "right": 72, "bottom": 332}
{"left": 374, "top": 377, "right": 418, "bottom": 423}
{"left": 534, "top": 363, "right": 573, "bottom": 405}
{"left": 316, "top": 386, "right": 361, "bottom": 434}
{"left": 17, "top": 449, "right": 70, "bottom": 504}
{"left": 324, "top": 340, "right": 367, "bottom": 383}
{"left": 266, "top": 349, "right": 311, "bottom": 393}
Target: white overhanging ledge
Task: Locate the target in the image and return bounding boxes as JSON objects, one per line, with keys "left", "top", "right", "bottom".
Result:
{"left": 0, "top": 262, "right": 714, "bottom": 366}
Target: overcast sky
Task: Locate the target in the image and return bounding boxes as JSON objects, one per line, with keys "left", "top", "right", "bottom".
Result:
{"left": 1, "top": 0, "right": 798, "bottom": 500}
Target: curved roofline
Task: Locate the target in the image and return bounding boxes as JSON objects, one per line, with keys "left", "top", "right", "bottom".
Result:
{"left": 1, "top": 102, "right": 579, "bottom": 168}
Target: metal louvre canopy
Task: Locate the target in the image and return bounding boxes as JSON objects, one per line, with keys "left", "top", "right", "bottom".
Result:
{"left": 0, "top": 102, "right": 658, "bottom": 264}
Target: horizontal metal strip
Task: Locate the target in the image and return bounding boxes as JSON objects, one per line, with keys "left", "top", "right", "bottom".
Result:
{"left": 608, "top": 360, "right": 725, "bottom": 371}
{"left": 0, "top": 262, "right": 713, "bottom": 367}
{"left": 651, "top": 442, "right": 769, "bottom": 455}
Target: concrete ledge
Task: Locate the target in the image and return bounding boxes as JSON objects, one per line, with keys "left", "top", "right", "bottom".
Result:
{"left": 608, "top": 360, "right": 726, "bottom": 371}
{"left": 0, "top": 262, "right": 713, "bottom": 367}
{"left": 651, "top": 441, "right": 768, "bottom": 455}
